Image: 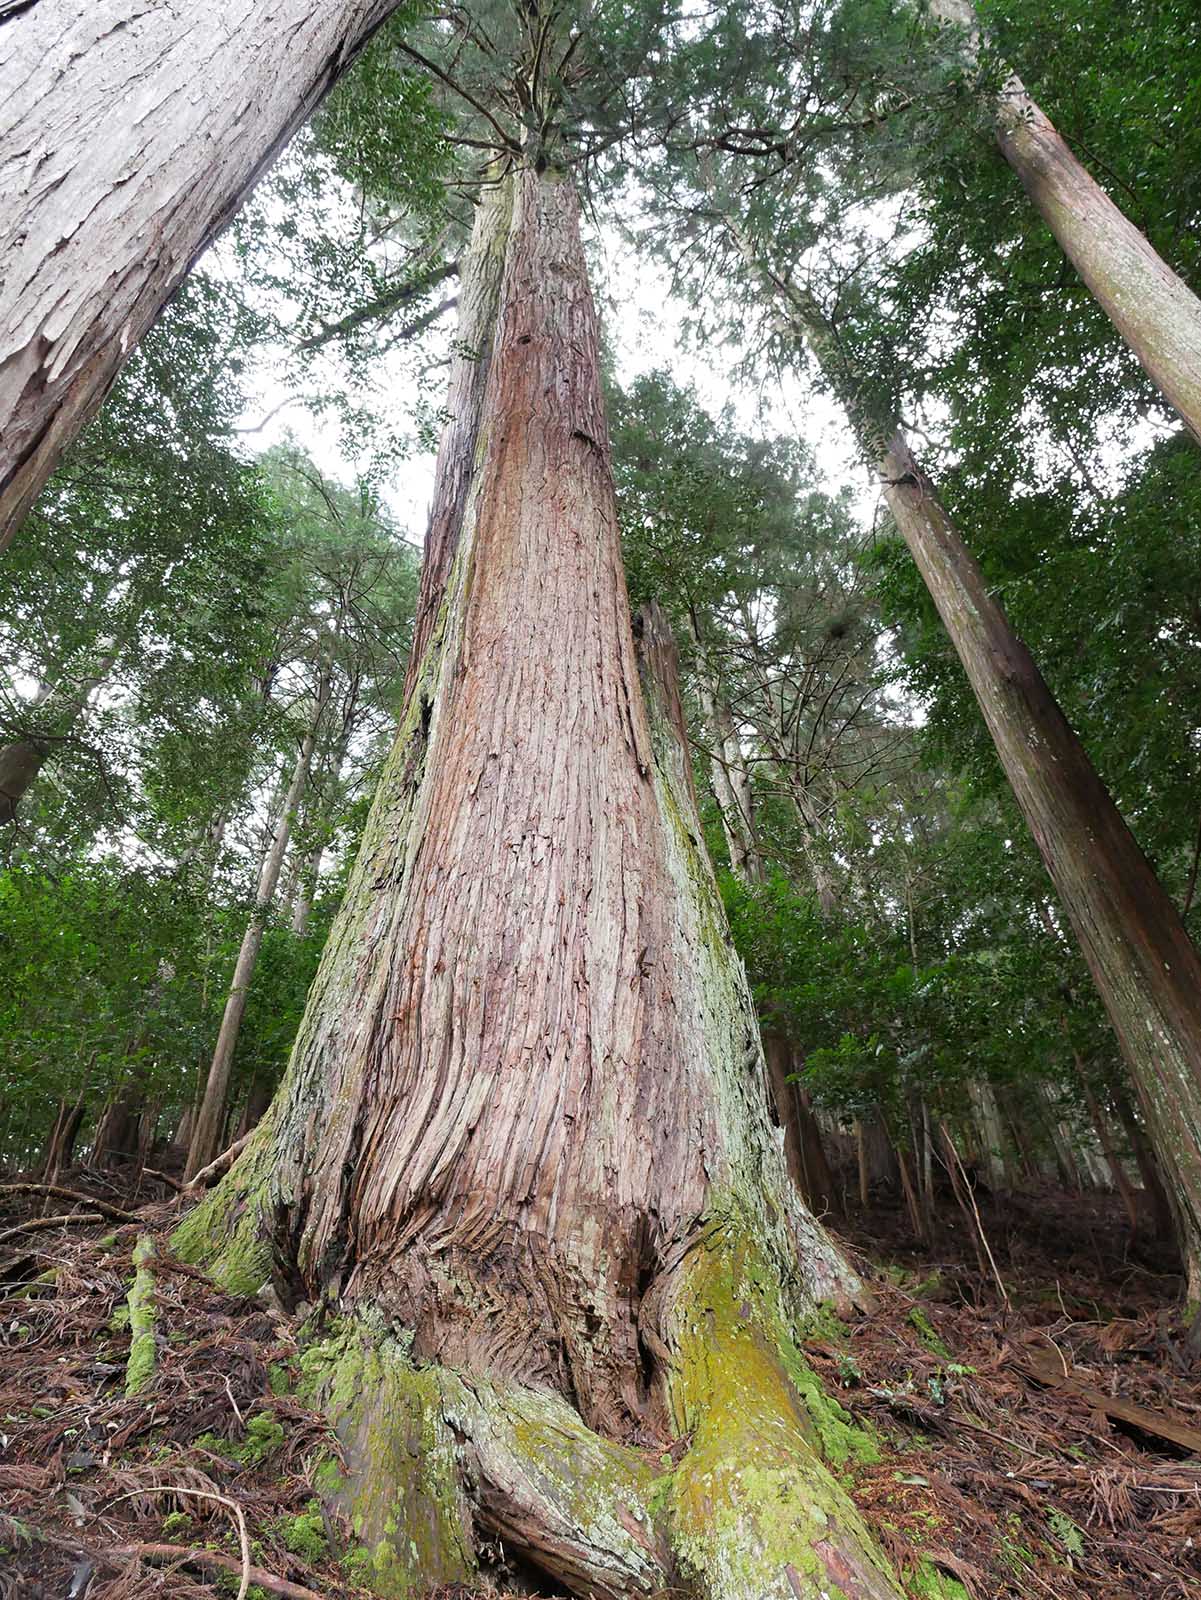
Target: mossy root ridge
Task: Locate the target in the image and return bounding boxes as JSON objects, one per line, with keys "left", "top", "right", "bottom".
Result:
{"left": 124, "top": 1234, "right": 157, "bottom": 1398}
{"left": 196, "top": 1226, "right": 912, "bottom": 1600}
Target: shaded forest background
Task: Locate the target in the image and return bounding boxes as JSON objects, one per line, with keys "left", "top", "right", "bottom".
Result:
{"left": 4, "top": 0, "right": 1198, "bottom": 1251}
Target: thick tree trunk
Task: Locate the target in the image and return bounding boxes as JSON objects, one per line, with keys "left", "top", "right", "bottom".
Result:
{"left": 176, "top": 165, "right": 904, "bottom": 1600}
{"left": 763, "top": 1031, "right": 807, "bottom": 1198}
{"left": 793, "top": 1068, "right": 840, "bottom": 1218}
{"left": 90, "top": 1082, "right": 141, "bottom": 1168}
{"left": 931, "top": 0, "right": 1201, "bottom": 445}
{"left": 235, "top": 1076, "right": 273, "bottom": 1139}
{"left": 967, "top": 1078, "right": 1009, "bottom": 1193}
{"left": 186, "top": 680, "right": 329, "bottom": 1178}
{"left": 0, "top": 0, "right": 404, "bottom": 551}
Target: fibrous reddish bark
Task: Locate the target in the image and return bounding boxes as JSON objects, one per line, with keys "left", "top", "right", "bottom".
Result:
{"left": 0, "top": 0, "right": 404, "bottom": 551}
{"left": 930, "top": 0, "right": 1201, "bottom": 446}
{"left": 177, "top": 164, "right": 904, "bottom": 1600}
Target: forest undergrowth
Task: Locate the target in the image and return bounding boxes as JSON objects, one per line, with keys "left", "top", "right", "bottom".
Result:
{"left": 2, "top": 1172, "right": 1197, "bottom": 1600}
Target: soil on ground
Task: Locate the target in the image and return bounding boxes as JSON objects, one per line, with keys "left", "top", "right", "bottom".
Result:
{"left": 1, "top": 1164, "right": 1198, "bottom": 1599}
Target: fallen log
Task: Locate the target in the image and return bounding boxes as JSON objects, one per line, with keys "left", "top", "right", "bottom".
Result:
{"left": 1017, "top": 1346, "right": 1201, "bottom": 1455}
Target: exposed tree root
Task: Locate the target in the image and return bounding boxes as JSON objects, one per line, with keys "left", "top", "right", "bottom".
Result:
{"left": 660, "top": 1235, "right": 901, "bottom": 1599}
{"left": 284, "top": 1224, "right": 908, "bottom": 1600}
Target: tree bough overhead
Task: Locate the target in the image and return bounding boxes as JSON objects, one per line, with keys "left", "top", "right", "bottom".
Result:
{"left": 0, "top": 0, "right": 410, "bottom": 553}
{"left": 175, "top": 162, "right": 906, "bottom": 1600}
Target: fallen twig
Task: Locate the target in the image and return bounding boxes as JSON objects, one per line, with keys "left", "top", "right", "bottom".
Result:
{"left": 185, "top": 1133, "right": 250, "bottom": 1191}
{"left": 0, "top": 1211, "right": 104, "bottom": 1249}
{"left": 103, "top": 1541, "right": 323, "bottom": 1600}
{"left": 0, "top": 1182, "right": 137, "bottom": 1222}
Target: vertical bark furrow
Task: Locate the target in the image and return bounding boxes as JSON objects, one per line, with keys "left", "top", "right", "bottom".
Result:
{"left": 182, "top": 167, "right": 857, "bottom": 1433}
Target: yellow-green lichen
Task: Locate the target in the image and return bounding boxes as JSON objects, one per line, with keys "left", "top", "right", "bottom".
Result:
{"left": 665, "top": 1235, "right": 901, "bottom": 1599}
{"left": 298, "top": 1319, "right": 473, "bottom": 1599}
{"left": 440, "top": 1370, "right": 668, "bottom": 1588}
{"left": 125, "top": 1236, "right": 157, "bottom": 1397}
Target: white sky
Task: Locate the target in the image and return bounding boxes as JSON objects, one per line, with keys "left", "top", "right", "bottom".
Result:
{"left": 230, "top": 207, "right": 874, "bottom": 550}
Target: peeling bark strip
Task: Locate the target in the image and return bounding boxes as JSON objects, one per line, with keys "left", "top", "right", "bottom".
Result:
{"left": 0, "top": 0, "right": 404, "bottom": 550}
{"left": 178, "top": 165, "right": 904, "bottom": 1599}
{"left": 930, "top": 0, "right": 1201, "bottom": 445}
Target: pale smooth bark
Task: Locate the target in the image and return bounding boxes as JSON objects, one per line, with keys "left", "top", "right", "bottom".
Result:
{"left": 930, "top": 0, "right": 1201, "bottom": 445}
{"left": 177, "top": 165, "right": 903, "bottom": 1600}
{"left": 186, "top": 677, "right": 330, "bottom": 1178}
{"left": 0, "top": 0, "right": 403, "bottom": 550}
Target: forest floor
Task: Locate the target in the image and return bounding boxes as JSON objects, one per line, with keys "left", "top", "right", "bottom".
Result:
{"left": 1, "top": 1167, "right": 1199, "bottom": 1599}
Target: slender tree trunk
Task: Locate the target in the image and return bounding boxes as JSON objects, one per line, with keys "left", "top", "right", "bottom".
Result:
{"left": 878, "top": 425, "right": 1201, "bottom": 1287}
{"left": 968, "top": 1078, "right": 1009, "bottom": 1192}
{"left": 175, "top": 165, "right": 903, "bottom": 1600}
{"left": 931, "top": 0, "right": 1201, "bottom": 446}
{"left": 291, "top": 707, "right": 356, "bottom": 935}
{"left": 895, "top": 1143, "right": 927, "bottom": 1242}
{"left": 855, "top": 1120, "right": 870, "bottom": 1208}
{"left": 41, "top": 1094, "right": 86, "bottom": 1181}
{"left": 0, "top": 650, "right": 116, "bottom": 822}
{"left": 1111, "top": 1080, "right": 1176, "bottom": 1242}
{"left": 1076, "top": 1069, "right": 1140, "bottom": 1232}
{"left": 718, "top": 196, "right": 1201, "bottom": 1297}
{"left": 793, "top": 1065, "right": 840, "bottom": 1218}
{"left": 0, "top": 0, "right": 405, "bottom": 551}
{"left": 186, "top": 679, "right": 330, "bottom": 1178}
{"left": 689, "top": 630, "right": 763, "bottom": 882}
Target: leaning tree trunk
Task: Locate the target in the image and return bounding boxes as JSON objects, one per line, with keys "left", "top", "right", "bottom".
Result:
{"left": 175, "top": 165, "right": 905, "bottom": 1600}
{"left": 930, "top": 0, "right": 1201, "bottom": 445}
{"left": 721, "top": 191, "right": 1201, "bottom": 1300}
{"left": 186, "top": 678, "right": 330, "bottom": 1178}
{"left": 0, "top": 0, "right": 404, "bottom": 552}
{"left": 878, "top": 427, "right": 1201, "bottom": 1288}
